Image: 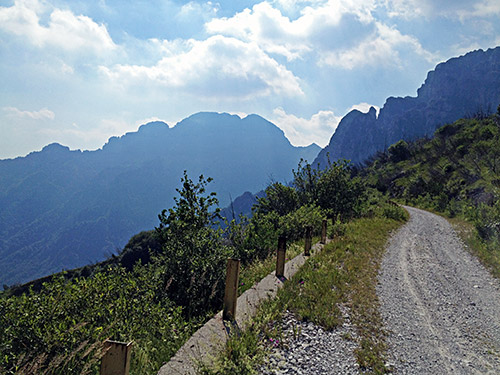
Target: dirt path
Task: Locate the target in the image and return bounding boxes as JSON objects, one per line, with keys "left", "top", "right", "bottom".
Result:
{"left": 377, "top": 206, "right": 500, "bottom": 374}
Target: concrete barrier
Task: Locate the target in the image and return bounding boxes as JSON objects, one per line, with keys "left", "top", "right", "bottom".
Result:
{"left": 157, "top": 239, "right": 328, "bottom": 375}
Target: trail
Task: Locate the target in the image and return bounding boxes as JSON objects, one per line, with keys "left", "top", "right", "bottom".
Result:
{"left": 378, "top": 206, "right": 500, "bottom": 374}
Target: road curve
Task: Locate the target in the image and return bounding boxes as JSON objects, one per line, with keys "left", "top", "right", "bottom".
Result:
{"left": 378, "top": 206, "right": 500, "bottom": 374}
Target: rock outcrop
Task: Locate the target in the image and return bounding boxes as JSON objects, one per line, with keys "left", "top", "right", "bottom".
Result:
{"left": 314, "top": 46, "right": 500, "bottom": 166}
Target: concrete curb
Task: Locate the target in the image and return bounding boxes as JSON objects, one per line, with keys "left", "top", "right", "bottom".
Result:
{"left": 158, "top": 240, "right": 328, "bottom": 375}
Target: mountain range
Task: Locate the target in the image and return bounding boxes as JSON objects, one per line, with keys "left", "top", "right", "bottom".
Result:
{"left": 314, "top": 46, "right": 500, "bottom": 166}
{"left": 0, "top": 113, "right": 319, "bottom": 286}
{"left": 2, "top": 46, "right": 500, "bottom": 287}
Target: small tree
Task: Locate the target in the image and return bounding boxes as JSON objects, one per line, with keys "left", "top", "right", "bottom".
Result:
{"left": 388, "top": 140, "right": 411, "bottom": 162}
{"left": 316, "top": 159, "right": 365, "bottom": 221}
{"left": 155, "top": 171, "right": 231, "bottom": 317}
{"left": 292, "top": 158, "right": 323, "bottom": 205}
{"left": 255, "top": 182, "right": 299, "bottom": 216}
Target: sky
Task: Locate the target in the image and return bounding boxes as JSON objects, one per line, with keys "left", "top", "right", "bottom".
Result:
{"left": 1, "top": 0, "right": 499, "bottom": 159}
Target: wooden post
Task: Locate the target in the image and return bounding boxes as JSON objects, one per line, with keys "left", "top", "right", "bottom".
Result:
{"left": 321, "top": 219, "right": 327, "bottom": 244}
{"left": 276, "top": 236, "right": 287, "bottom": 278}
{"left": 223, "top": 258, "right": 240, "bottom": 321}
{"left": 100, "top": 340, "right": 133, "bottom": 375}
{"left": 304, "top": 226, "right": 312, "bottom": 256}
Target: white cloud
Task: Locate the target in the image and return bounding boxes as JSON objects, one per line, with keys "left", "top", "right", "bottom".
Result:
{"left": 100, "top": 35, "right": 303, "bottom": 99}
{"left": 319, "top": 22, "right": 434, "bottom": 69}
{"left": 3, "top": 106, "right": 55, "bottom": 120}
{"left": 177, "top": 1, "right": 219, "bottom": 19}
{"left": 270, "top": 107, "right": 342, "bottom": 147}
{"left": 348, "top": 102, "right": 380, "bottom": 116}
{"left": 61, "top": 62, "right": 74, "bottom": 75}
{"left": 205, "top": 0, "right": 433, "bottom": 70}
{"left": 385, "top": 0, "right": 500, "bottom": 20}
{"left": 0, "top": 0, "right": 116, "bottom": 54}
{"left": 463, "top": 0, "right": 500, "bottom": 18}
{"left": 206, "top": 2, "right": 311, "bottom": 61}
{"left": 206, "top": 1, "right": 378, "bottom": 61}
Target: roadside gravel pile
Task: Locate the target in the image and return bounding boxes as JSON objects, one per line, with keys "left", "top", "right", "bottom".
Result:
{"left": 378, "top": 206, "right": 500, "bottom": 374}
{"left": 259, "top": 309, "right": 360, "bottom": 375}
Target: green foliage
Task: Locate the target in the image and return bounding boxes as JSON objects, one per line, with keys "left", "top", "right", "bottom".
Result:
{"left": 229, "top": 211, "right": 280, "bottom": 263}
{"left": 156, "top": 171, "right": 232, "bottom": 317}
{"left": 363, "top": 112, "right": 500, "bottom": 276}
{"left": 279, "top": 204, "right": 324, "bottom": 241}
{"left": 0, "top": 264, "right": 193, "bottom": 375}
{"left": 388, "top": 140, "right": 411, "bottom": 162}
{"left": 255, "top": 158, "right": 365, "bottom": 224}
{"left": 316, "top": 159, "right": 366, "bottom": 221}
{"left": 255, "top": 182, "right": 299, "bottom": 216}
{"left": 292, "top": 159, "right": 323, "bottom": 205}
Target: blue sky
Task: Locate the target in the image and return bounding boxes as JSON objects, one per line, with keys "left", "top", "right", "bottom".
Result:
{"left": 1, "top": 0, "right": 499, "bottom": 159}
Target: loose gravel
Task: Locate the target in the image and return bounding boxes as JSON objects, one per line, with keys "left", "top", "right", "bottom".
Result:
{"left": 378, "top": 206, "right": 500, "bottom": 374}
{"left": 259, "top": 308, "right": 360, "bottom": 375}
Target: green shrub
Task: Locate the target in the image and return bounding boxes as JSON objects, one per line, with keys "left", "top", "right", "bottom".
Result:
{"left": 156, "top": 172, "right": 233, "bottom": 317}
{"left": 0, "top": 264, "right": 192, "bottom": 375}
{"left": 279, "top": 204, "right": 325, "bottom": 241}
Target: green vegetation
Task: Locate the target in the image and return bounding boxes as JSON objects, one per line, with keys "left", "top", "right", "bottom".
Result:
{"left": 0, "top": 158, "right": 367, "bottom": 374}
{"left": 0, "top": 263, "right": 194, "bottom": 375}
{"left": 8, "top": 110, "right": 499, "bottom": 374}
{"left": 362, "top": 111, "right": 500, "bottom": 273}
{"left": 200, "top": 201, "right": 407, "bottom": 375}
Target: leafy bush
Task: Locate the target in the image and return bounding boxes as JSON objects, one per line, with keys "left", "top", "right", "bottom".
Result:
{"left": 228, "top": 211, "right": 280, "bottom": 264}
{"left": 279, "top": 204, "right": 325, "bottom": 241}
{"left": 156, "top": 172, "right": 233, "bottom": 317}
{"left": 255, "top": 182, "right": 299, "bottom": 216}
{"left": 0, "top": 265, "right": 192, "bottom": 375}
{"left": 316, "top": 159, "right": 366, "bottom": 221}
{"left": 388, "top": 140, "right": 411, "bottom": 162}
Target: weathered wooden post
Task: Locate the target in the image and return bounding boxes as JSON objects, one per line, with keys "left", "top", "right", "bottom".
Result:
{"left": 321, "top": 219, "right": 327, "bottom": 244}
{"left": 223, "top": 258, "right": 240, "bottom": 321}
{"left": 304, "top": 226, "right": 312, "bottom": 256}
{"left": 276, "top": 236, "right": 287, "bottom": 278}
{"left": 100, "top": 340, "right": 133, "bottom": 375}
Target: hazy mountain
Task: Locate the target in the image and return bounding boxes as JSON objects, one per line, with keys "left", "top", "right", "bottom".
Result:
{"left": 314, "top": 46, "right": 500, "bottom": 166}
{"left": 0, "top": 112, "right": 320, "bottom": 286}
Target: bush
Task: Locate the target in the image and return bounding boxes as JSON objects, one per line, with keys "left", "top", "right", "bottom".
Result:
{"left": 255, "top": 182, "right": 299, "bottom": 216}
{"left": 279, "top": 204, "right": 324, "bottom": 242}
{"left": 0, "top": 265, "right": 191, "bottom": 375}
{"left": 232, "top": 211, "right": 280, "bottom": 263}
{"left": 155, "top": 172, "right": 233, "bottom": 317}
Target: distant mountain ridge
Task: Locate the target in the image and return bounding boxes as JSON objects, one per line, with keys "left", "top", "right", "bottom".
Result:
{"left": 0, "top": 112, "right": 320, "bottom": 286}
{"left": 314, "top": 46, "right": 500, "bottom": 166}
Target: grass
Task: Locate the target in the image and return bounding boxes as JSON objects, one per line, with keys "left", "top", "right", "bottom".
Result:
{"left": 237, "top": 237, "right": 319, "bottom": 295}
{"left": 200, "top": 212, "right": 407, "bottom": 375}
{"left": 449, "top": 216, "right": 500, "bottom": 279}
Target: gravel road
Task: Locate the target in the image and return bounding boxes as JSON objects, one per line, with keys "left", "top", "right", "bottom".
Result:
{"left": 378, "top": 206, "right": 500, "bottom": 374}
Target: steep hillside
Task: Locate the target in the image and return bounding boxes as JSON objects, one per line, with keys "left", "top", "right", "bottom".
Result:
{"left": 362, "top": 110, "right": 500, "bottom": 266}
{"left": 315, "top": 46, "right": 500, "bottom": 166}
{"left": 0, "top": 112, "right": 320, "bottom": 286}
{"left": 363, "top": 112, "right": 500, "bottom": 208}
